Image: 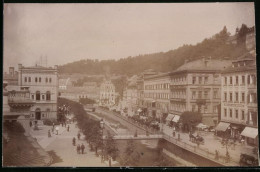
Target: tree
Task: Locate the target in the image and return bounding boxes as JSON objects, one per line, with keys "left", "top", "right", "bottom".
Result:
{"left": 180, "top": 111, "right": 202, "bottom": 132}
{"left": 104, "top": 131, "right": 119, "bottom": 166}
{"left": 121, "top": 139, "right": 141, "bottom": 166}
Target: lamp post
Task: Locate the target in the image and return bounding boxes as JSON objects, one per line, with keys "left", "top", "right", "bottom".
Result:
{"left": 100, "top": 119, "right": 104, "bottom": 163}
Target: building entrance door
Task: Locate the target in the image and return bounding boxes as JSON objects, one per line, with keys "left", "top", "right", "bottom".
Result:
{"left": 35, "top": 108, "right": 41, "bottom": 120}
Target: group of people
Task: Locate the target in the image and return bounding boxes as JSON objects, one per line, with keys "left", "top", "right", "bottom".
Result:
{"left": 72, "top": 133, "right": 86, "bottom": 154}
{"left": 51, "top": 122, "right": 70, "bottom": 135}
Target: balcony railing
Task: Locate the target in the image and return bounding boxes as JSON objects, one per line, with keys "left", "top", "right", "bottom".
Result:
{"left": 8, "top": 97, "right": 35, "bottom": 105}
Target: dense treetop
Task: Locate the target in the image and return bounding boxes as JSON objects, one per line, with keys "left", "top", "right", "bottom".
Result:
{"left": 58, "top": 25, "right": 249, "bottom": 76}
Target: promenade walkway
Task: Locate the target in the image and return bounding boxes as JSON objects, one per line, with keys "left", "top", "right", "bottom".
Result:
{"left": 30, "top": 122, "right": 117, "bottom": 167}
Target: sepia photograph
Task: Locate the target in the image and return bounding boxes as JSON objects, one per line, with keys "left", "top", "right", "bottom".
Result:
{"left": 2, "top": 2, "right": 258, "bottom": 167}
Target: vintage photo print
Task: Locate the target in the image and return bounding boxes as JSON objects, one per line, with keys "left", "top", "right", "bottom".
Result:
{"left": 3, "top": 3, "right": 258, "bottom": 167}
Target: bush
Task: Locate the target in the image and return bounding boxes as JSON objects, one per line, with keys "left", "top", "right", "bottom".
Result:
{"left": 43, "top": 119, "right": 59, "bottom": 126}
{"left": 4, "top": 121, "right": 25, "bottom": 133}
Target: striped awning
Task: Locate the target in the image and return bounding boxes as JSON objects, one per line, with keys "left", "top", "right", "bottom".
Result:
{"left": 166, "top": 114, "right": 175, "bottom": 121}
{"left": 172, "top": 115, "right": 180, "bottom": 123}
{"left": 215, "top": 122, "right": 230, "bottom": 131}
{"left": 241, "top": 127, "right": 258, "bottom": 139}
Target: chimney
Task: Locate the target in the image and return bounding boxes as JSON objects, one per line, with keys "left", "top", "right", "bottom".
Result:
{"left": 18, "top": 64, "right": 22, "bottom": 70}
{"left": 9, "top": 67, "right": 14, "bottom": 76}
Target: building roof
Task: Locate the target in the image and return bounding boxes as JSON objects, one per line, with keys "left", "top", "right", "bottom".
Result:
{"left": 172, "top": 58, "right": 232, "bottom": 74}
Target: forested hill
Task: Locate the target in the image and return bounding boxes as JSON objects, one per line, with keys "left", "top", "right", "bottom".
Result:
{"left": 58, "top": 25, "right": 249, "bottom": 76}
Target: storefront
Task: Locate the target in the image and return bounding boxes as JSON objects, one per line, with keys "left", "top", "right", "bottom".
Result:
{"left": 215, "top": 122, "right": 230, "bottom": 137}
{"left": 240, "top": 127, "right": 258, "bottom": 146}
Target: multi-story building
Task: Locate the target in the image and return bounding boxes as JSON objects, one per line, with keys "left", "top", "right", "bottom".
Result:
{"left": 58, "top": 78, "right": 72, "bottom": 90}
{"left": 218, "top": 57, "right": 257, "bottom": 146}
{"left": 3, "top": 67, "right": 18, "bottom": 86}
{"left": 169, "top": 58, "right": 232, "bottom": 127}
{"left": 59, "top": 85, "right": 100, "bottom": 102}
{"left": 17, "top": 64, "right": 58, "bottom": 121}
{"left": 99, "top": 80, "right": 116, "bottom": 107}
{"left": 3, "top": 81, "right": 35, "bottom": 135}
{"left": 143, "top": 73, "right": 171, "bottom": 119}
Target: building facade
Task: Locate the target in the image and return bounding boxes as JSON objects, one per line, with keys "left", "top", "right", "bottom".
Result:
{"left": 143, "top": 73, "right": 171, "bottom": 119}
{"left": 169, "top": 58, "right": 232, "bottom": 127}
{"left": 18, "top": 64, "right": 58, "bottom": 121}
{"left": 220, "top": 57, "right": 257, "bottom": 146}
{"left": 99, "top": 80, "right": 116, "bottom": 107}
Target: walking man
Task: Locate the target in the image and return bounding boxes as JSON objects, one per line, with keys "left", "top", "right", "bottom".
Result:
{"left": 67, "top": 125, "right": 70, "bottom": 132}
{"left": 81, "top": 143, "right": 85, "bottom": 154}
{"left": 56, "top": 126, "right": 59, "bottom": 135}
{"left": 77, "top": 144, "right": 80, "bottom": 154}
{"left": 77, "top": 133, "right": 81, "bottom": 140}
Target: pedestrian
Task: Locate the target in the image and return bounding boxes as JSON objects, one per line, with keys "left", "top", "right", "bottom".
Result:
{"left": 48, "top": 130, "right": 51, "bottom": 137}
{"left": 81, "top": 143, "right": 85, "bottom": 154}
{"left": 77, "top": 133, "right": 81, "bottom": 140}
{"left": 56, "top": 126, "right": 59, "bottom": 135}
{"left": 77, "top": 144, "right": 80, "bottom": 154}
{"left": 67, "top": 125, "right": 70, "bottom": 132}
{"left": 72, "top": 137, "right": 76, "bottom": 146}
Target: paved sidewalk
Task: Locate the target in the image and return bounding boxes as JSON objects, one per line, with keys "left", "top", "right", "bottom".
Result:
{"left": 161, "top": 124, "right": 257, "bottom": 165}
{"left": 43, "top": 123, "right": 115, "bottom": 167}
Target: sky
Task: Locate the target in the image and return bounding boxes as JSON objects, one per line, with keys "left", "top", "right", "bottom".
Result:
{"left": 3, "top": 3, "right": 255, "bottom": 72}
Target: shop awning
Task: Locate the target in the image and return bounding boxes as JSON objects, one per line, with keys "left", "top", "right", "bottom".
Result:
{"left": 172, "top": 115, "right": 180, "bottom": 123}
{"left": 240, "top": 127, "right": 258, "bottom": 139}
{"left": 166, "top": 114, "right": 175, "bottom": 121}
{"left": 215, "top": 122, "right": 230, "bottom": 131}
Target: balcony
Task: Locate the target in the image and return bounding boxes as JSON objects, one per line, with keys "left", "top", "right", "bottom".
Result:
{"left": 8, "top": 97, "right": 35, "bottom": 107}
{"left": 170, "top": 98, "right": 186, "bottom": 102}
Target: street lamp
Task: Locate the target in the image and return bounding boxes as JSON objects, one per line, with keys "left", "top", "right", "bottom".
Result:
{"left": 100, "top": 119, "right": 104, "bottom": 163}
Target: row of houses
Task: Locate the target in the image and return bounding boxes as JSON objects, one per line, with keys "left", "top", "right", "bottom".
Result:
{"left": 120, "top": 54, "right": 257, "bottom": 146}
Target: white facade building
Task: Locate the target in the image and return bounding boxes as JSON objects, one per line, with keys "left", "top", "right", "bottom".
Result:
{"left": 99, "top": 80, "right": 116, "bottom": 107}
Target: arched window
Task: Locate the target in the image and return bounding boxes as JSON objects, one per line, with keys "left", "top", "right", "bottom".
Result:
{"left": 46, "top": 91, "right": 51, "bottom": 101}
{"left": 46, "top": 77, "right": 48, "bottom": 83}
{"left": 49, "top": 78, "right": 52, "bottom": 83}
{"left": 36, "top": 91, "right": 40, "bottom": 101}
{"left": 39, "top": 77, "right": 41, "bottom": 82}
{"left": 35, "top": 77, "right": 38, "bottom": 83}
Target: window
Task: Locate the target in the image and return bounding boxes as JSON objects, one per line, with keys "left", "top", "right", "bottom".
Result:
{"left": 241, "top": 93, "right": 245, "bottom": 102}
{"left": 236, "top": 76, "right": 239, "bottom": 85}
{"left": 192, "top": 105, "right": 196, "bottom": 112}
{"left": 35, "top": 77, "right": 38, "bottom": 83}
{"left": 199, "top": 77, "right": 202, "bottom": 84}
{"left": 29, "top": 77, "right": 31, "bottom": 82}
{"left": 39, "top": 77, "right": 41, "bottom": 82}
{"left": 42, "top": 95, "right": 45, "bottom": 100}
{"left": 214, "top": 90, "right": 218, "bottom": 99}
{"left": 224, "top": 109, "right": 227, "bottom": 117}
{"left": 204, "top": 91, "right": 208, "bottom": 99}
{"left": 192, "top": 77, "right": 196, "bottom": 84}
{"left": 224, "top": 77, "right": 227, "bottom": 85}
{"left": 25, "top": 77, "right": 27, "bottom": 82}
{"left": 49, "top": 78, "right": 52, "bottom": 83}
{"left": 204, "top": 105, "right": 208, "bottom": 113}
{"left": 32, "top": 95, "right": 34, "bottom": 100}
{"left": 192, "top": 91, "right": 196, "bottom": 99}
{"left": 230, "top": 109, "right": 232, "bottom": 118}
{"left": 46, "top": 91, "right": 51, "bottom": 101}
{"left": 235, "top": 110, "right": 238, "bottom": 118}
{"left": 198, "top": 91, "right": 202, "bottom": 99}
{"left": 230, "top": 76, "right": 233, "bottom": 85}
{"left": 235, "top": 92, "right": 239, "bottom": 102}
{"left": 36, "top": 91, "right": 40, "bottom": 101}
{"left": 241, "top": 110, "right": 245, "bottom": 120}
{"left": 230, "top": 93, "right": 233, "bottom": 102}
{"left": 46, "top": 78, "right": 48, "bottom": 83}
{"left": 242, "top": 76, "right": 245, "bottom": 85}
{"left": 224, "top": 92, "right": 227, "bottom": 101}
{"left": 204, "top": 76, "right": 208, "bottom": 84}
